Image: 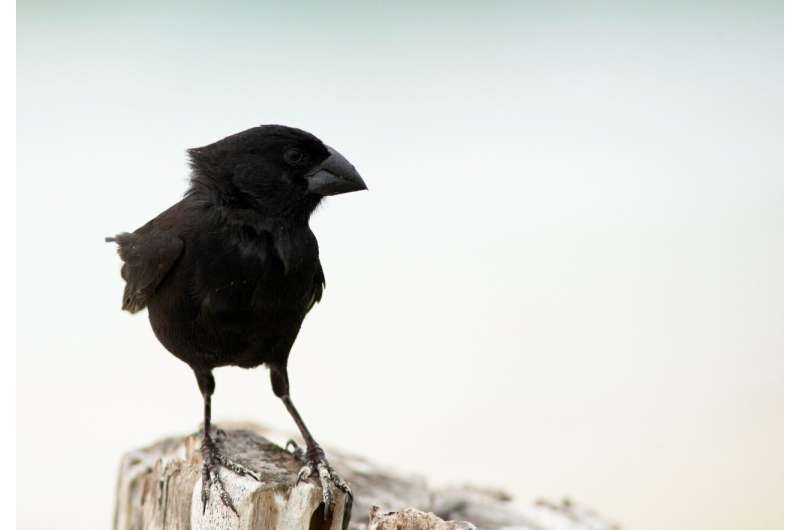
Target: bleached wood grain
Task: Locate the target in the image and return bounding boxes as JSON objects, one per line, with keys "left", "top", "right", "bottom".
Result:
{"left": 114, "top": 423, "right": 619, "bottom": 530}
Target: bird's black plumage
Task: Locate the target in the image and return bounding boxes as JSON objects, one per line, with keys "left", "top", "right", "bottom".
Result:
{"left": 108, "top": 125, "right": 366, "bottom": 520}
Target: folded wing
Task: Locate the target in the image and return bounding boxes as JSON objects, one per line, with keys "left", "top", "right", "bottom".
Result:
{"left": 107, "top": 232, "right": 184, "bottom": 313}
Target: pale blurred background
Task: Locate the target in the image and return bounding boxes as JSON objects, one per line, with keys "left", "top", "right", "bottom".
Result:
{"left": 17, "top": 1, "right": 782, "bottom": 529}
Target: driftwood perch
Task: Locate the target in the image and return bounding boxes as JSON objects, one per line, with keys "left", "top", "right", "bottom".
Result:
{"left": 113, "top": 426, "right": 350, "bottom": 530}
{"left": 114, "top": 423, "right": 619, "bottom": 530}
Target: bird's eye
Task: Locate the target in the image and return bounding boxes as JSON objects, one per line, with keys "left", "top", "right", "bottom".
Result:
{"left": 283, "top": 148, "right": 305, "bottom": 165}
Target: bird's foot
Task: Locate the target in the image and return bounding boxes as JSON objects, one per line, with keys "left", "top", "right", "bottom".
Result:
{"left": 285, "top": 440, "right": 352, "bottom": 520}
{"left": 200, "top": 434, "right": 259, "bottom": 516}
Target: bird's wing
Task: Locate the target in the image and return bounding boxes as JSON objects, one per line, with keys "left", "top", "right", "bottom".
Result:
{"left": 106, "top": 231, "right": 184, "bottom": 313}
{"left": 305, "top": 263, "right": 326, "bottom": 314}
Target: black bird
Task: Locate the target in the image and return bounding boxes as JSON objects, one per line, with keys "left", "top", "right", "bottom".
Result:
{"left": 107, "top": 125, "right": 366, "bottom": 519}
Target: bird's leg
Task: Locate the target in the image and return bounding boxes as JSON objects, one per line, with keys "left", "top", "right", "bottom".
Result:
{"left": 269, "top": 364, "right": 352, "bottom": 522}
{"left": 194, "top": 370, "right": 258, "bottom": 516}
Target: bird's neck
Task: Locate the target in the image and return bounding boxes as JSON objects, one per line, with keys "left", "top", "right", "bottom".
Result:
{"left": 187, "top": 171, "right": 321, "bottom": 229}
{"left": 187, "top": 180, "right": 320, "bottom": 273}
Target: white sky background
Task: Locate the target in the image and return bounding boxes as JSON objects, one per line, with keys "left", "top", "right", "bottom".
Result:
{"left": 17, "top": 2, "right": 782, "bottom": 530}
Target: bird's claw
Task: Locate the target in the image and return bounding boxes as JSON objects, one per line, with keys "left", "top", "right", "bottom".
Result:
{"left": 287, "top": 442, "right": 352, "bottom": 521}
{"left": 216, "top": 453, "right": 259, "bottom": 481}
{"left": 199, "top": 436, "right": 260, "bottom": 516}
{"left": 296, "top": 463, "right": 313, "bottom": 484}
{"left": 286, "top": 439, "right": 305, "bottom": 460}
{"left": 202, "top": 461, "right": 238, "bottom": 516}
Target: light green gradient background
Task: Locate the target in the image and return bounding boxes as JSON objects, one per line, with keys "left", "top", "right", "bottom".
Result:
{"left": 17, "top": 2, "right": 782, "bottom": 529}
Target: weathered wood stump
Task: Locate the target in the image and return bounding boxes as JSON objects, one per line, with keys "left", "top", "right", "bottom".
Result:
{"left": 113, "top": 426, "right": 350, "bottom": 530}
{"left": 114, "top": 423, "right": 620, "bottom": 530}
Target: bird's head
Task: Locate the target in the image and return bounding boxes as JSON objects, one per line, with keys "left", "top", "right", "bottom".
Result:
{"left": 187, "top": 125, "right": 366, "bottom": 217}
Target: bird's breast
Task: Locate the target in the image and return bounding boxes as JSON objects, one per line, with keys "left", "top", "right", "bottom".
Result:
{"left": 195, "top": 227, "right": 319, "bottom": 322}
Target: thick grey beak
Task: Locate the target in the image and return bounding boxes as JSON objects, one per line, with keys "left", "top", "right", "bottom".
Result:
{"left": 305, "top": 146, "right": 367, "bottom": 196}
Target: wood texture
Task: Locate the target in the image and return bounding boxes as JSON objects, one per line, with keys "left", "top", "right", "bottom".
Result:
{"left": 114, "top": 423, "right": 619, "bottom": 530}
